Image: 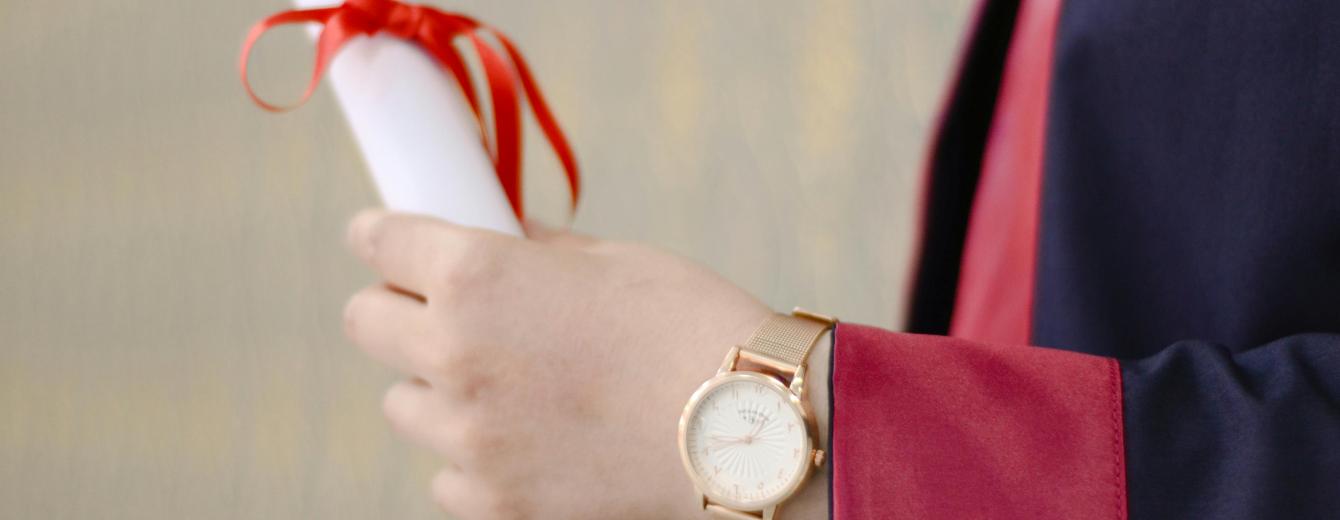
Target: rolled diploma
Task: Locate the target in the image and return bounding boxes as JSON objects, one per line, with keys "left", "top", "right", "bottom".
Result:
{"left": 295, "top": 0, "right": 523, "bottom": 236}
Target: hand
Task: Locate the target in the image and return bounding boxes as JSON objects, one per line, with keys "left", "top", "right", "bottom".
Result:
{"left": 341, "top": 210, "right": 826, "bottom": 519}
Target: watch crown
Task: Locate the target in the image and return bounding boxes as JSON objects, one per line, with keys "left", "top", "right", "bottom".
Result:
{"left": 813, "top": 449, "right": 826, "bottom": 467}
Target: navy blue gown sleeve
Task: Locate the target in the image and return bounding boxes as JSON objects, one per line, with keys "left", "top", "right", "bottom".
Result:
{"left": 1121, "top": 334, "right": 1340, "bottom": 519}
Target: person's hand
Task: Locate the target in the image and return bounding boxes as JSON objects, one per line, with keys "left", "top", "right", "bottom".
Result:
{"left": 341, "top": 210, "right": 827, "bottom": 519}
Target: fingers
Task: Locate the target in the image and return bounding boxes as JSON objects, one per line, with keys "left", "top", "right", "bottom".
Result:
{"left": 346, "top": 209, "right": 507, "bottom": 297}
{"left": 381, "top": 379, "right": 465, "bottom": 461}
{"left": 343, "top": 284, "right": 434, "bottom": 377}
{"left": 432, "top": 469, "right": 519, "bottom": 519}
{"left": 430, "top": 469, "right": 474, "bottom": 517}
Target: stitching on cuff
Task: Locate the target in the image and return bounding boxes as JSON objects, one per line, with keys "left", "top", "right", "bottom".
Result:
{"left": 1108, "top": 358, "right": 1129, "bottom": 520}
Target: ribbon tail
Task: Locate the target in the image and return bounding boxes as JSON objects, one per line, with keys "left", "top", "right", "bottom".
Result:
{"left": 418, "top": 30, "right": 491, "bottom": 161}
{"left": 492, "top": 30, "right": 581, "bottom": 212}
{"left": 418, "top": 17, "right": 483, "bottom": 122}
{"left": 469, "top": 32, "right": 524, "bottom": 221}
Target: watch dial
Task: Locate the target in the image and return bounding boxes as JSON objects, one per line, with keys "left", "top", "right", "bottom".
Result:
{"left": 683, "top": 377, "right": 810, "bottom": 509}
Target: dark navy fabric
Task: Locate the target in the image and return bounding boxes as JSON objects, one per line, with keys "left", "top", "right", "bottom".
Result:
{"left": 1121, "top": 335, "right": 1340, "bottom": 519}
{"left": 1039, "top": 0, "right": 1340, "bottom": 357}
{"left": 1039, "top": 1, "right": 1340, "bottom": 517}
{"left": 909, "top": 0, "right": 1340, "bottom": 517}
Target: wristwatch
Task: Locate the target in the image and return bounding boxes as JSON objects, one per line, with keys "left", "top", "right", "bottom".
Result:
{"left": 678, "top": 308, "right": 836, "bottom": 520}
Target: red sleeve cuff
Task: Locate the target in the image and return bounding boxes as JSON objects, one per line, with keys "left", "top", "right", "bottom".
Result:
{"left": 830, "top": 323, "right": 1128, "bottom": 519}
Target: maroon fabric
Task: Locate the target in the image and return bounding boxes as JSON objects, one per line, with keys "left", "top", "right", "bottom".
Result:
{"left": 831, "top": 323, "right": 1127, "bottom": 519}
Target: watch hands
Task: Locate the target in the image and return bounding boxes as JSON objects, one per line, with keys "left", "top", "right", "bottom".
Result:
{"left": 708, "top": 435, "right": 745, "bottom": 447}
{"left": 750, "top": 412, "right": 768, "bottom": 439}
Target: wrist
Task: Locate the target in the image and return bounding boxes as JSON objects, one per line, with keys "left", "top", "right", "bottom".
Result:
{"left": 778, "top": 330, "right": 832, "bottom": 519}
{"left": 806, "top": 330, "right": 832, "bottom": 450}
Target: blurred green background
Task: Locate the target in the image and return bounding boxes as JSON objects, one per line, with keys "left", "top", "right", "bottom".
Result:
{"left": 0, "top": 0, "right": 973, "bottom": 517}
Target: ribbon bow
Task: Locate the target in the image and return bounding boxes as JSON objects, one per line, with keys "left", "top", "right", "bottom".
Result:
{"left": 239, "top": 0, "right": 579, "bottom": 219}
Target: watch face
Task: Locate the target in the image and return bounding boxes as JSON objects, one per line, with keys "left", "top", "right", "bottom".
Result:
{"left": 679, "top": 373, "right": 812, "bottom": 510}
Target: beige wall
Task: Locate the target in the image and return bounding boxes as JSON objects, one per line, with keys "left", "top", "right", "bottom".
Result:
{"left": 0, "top": 1, "right": 972, "bottom": 517}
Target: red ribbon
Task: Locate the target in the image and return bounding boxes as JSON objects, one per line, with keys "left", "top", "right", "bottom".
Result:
{"left": 239, "top": 0, "right": 579, "bottom": 220}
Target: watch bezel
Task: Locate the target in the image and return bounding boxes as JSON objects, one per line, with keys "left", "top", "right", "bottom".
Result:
{"left": 677, "top": 370, "right": 820, "bottom": 512}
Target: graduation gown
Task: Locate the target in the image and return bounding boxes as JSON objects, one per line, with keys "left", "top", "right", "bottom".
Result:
{"left": 829, "top": 0, "right": 1340, "bottom": 518}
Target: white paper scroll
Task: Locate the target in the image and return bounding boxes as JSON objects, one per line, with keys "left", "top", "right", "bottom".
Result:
{"left": 294, "top": 0, "right": 523, "bottom": 236}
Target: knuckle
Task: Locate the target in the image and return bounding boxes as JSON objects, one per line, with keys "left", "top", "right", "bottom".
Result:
{"left": 429, "top": 247, "right": 473, "bottom": 287}
{"left": 431, "top": 493, "right": 452, "bottom": 513}
{"left": 429, "top": 471, "right": 458, "bottom": 512}
{"left": 415, "top": 328, "right": 487, "bottom": 388}
{"left": 347, "top": 209, "right": 380, "bottom": 249}
{"left": 379, "top": 384, "right": 416, "bottom": 432}
{"left": 482, "top": 494, "right": 527, "bottom": 520}
{"left": 434, "top": 435, "right": 531, "bottom": 519}
{"left": 341, "top": 291, "right": 370, "bottom": 339}
{"left": 456, "top": 422, "right": 504, "bottom": 461}
{"left": 362, "top": 214, "right": 393, "bottom": 260}
{"left": 429, "top": 476, "right": 524, "bottom": 520}
{"left": 422, "top": 342, "right": 466, "bottom": 380}
{"left": 431, "top": 231, "right": 503, "bottom": 295}
{"left": 444, "top": 363, "right": 493, "bottom": 401}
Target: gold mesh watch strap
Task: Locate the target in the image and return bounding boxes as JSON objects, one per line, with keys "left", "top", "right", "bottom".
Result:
{"left": 742, "top": 314, "right": 830, "bottom": 367}
{"left": 739, "top": 310, "right": 835, "bottom": 377}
